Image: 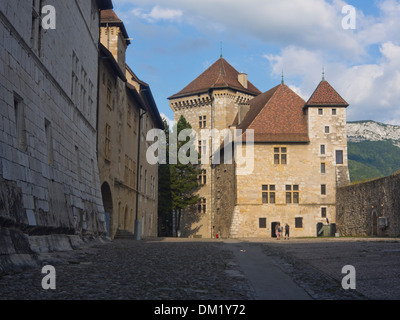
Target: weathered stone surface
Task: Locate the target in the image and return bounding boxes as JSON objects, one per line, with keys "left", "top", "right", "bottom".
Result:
{"left": 337, "top": 172, "right": 400, "bottom": 237}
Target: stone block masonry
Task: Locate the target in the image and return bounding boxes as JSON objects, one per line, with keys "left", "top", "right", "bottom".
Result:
{"left": 0, "top": 1, "right": 110, "bottom": 271}
{"left": 336, "top": 172, "right": 400, "bottom": 237}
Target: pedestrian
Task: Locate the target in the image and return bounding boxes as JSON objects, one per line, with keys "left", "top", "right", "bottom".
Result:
{"left": 284, "top": 223, "right": 290, "bottom": 240}
{"left": 275, "top": 224, "right": 281, "bottom": 240}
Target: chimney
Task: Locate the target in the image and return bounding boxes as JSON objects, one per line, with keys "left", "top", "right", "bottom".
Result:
{"left": 238, "top": 73, "right": 248, "bottom": 89}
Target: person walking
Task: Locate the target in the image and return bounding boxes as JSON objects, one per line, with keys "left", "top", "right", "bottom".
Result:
{"left": 275, "top": 223, "right": 281, "bottom": 240}
{"left": 284, "top": 223, "right": 290, "bottom": 240}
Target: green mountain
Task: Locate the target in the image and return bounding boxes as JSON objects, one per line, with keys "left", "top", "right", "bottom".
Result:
{"left": 347, "top": 121, "right": 400, "bottom": 183}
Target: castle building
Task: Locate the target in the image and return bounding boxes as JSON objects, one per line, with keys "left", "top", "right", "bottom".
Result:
{"left": 0, "top": 0, "right": 112, "bottom": 262}
{"left": 98, "top": 10, "right": 163, "bottom": 239}
{"left": 169, "top": 56, "right": 350, "bottom": 238}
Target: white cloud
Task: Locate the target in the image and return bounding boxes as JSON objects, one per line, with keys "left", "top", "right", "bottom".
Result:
{"left": 265, "top": 42, "right": 400, "bottom": 124}
{"left": 132, "top": 6, "right": 183, "bottom": 23}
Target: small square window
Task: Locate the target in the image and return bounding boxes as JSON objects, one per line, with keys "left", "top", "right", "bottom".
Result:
{"left": 320, "top": 145, "right": 326, "bottom": 155}
{"left": 325, "top": 126, "right": 330, "bottom": 133}
{"left": 295, "top": 217, "right": 303, "bottom": 228}
{"left": 286, "top": 185, "right": 292, "bottom": 191}
{"left": 321, "top": 163, "right": 326, "bottom": 174}
{"left": 262, "top": 185, "right": 268, "bottom": 191}
{"left": 332, "top": 109, "right": 337, "bottom": 115}
{"left": 259, "top": 218, "right": 267, "bottom": 229}
{"left": 321, "top": 207, "right": 327, "bottom": 218}
{"left": 318, "top": 109, "right": 323, "bottom": 115}
{"left": 269, "top": 185, "right": 276, "bottom": 191}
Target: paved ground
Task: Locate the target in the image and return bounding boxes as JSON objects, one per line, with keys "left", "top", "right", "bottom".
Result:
{"left": 0, "top": 237, "right": 399, "bottom": 300}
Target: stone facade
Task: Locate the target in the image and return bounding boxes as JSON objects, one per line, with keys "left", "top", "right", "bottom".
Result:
{"left": 98, "top": 11, "right": 163, "bottom": 239}
{"left": 169, "top": 58, "right": 350, "bottom": 238}
{"left": 0, "top": 0, "right": 112, "bottom": 271}
{"left": 170, "top": 89, "right": 258, "bottom": 238}
{"left": 336, "top": 172, "right": 400, "bottom": 237}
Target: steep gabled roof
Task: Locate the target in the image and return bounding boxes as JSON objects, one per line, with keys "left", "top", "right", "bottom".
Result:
{"left": 238, "top": 84, "right": 309, "bottom": 143}
{"left": 306, "top": 80, "right": 349, "bottom": 107}
{"left": 168, "top": 57, "right": 261, "bottom": 99}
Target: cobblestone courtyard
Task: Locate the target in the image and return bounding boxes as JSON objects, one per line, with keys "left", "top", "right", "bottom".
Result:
{"left": 1, "top": 237, "right": 399, "bottom": 300}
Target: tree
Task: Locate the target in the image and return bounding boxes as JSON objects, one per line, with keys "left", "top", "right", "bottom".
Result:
{"left": 158, "top": 116, "right": 201, "bottom": 237}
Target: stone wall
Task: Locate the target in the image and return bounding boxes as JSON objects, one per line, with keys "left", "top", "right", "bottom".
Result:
{"left": 336, "top": 173, "right": 400, "bottom": 237}
{"left": 0, "top": 1, "right": 107, "bottom": 271}
{"left": 213, "top": 163, "right": 236, "bottom": 238}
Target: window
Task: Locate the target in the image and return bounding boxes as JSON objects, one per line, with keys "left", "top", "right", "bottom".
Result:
{"left": 274, "top": 147, "right": 287, "bottom": 165}
{"left": 45, "top": 119, "right": 54, "bottom": 165}
{"left": 286, "top": 185, "right": 299, "bottom": 204}
{"left": 321, "top": 162, "right": 326, "bottom": 174}
{"left": 295, "top": 217, "right": 303, "bottom": 228}
{"left": 259, "top": 218, "right": 267, "bottom": 229}
{"left": 318, "top": 108, "right": 323, "bottom": 115}
{"left": 134, "top": 112, "right": 138, "bottom": 133}
{"left": 31, "top": 0, "right": 42, "bottom": 54}
{"left": 105, "top": 124, "right": 111, "bottom": 160}
{"left": 75, "top": 146, "right": 81, "bottom": 181}
{"left": 336, "top": 150, "right": 344, "bottom": 164}
{"left": 321, "top": 184, "right": 326, "bottom": 195}
{"left": 199, "top": 170, "right": 207, "bottom": 185}
{"left": 320, "top": 145, "right": 326, "bottom": 155}
{"left": 80, "top": 67, "right": 87, "bottom": 113}
{"left": 71, "top": 51, "right": 79, "bottom": 103}
{"left": 14, "top": 95, "right": 27, "bottom": 152}
{"left": 107, "top": 80, "right": 112, "bottom": 110}
{"left": 198, "top": 140, "right": 207, "bottom": 155}
{"left": 145, "top": 170, "right": 148, "bottom": 194}
{"left": 332, "top": 109, "right": 337, "bottom": 115}
{"left": 325, "top": 126, "right": 330, "bottom": 133}
{"left": 199, "top": 116, "right": 207, "bottom": 128}
{"left": 262, "top": 185, "right": 275, "bottom": 204}
{"left": 321, "top": 207, "right": 327, "bottom": 218}
{"left": 198, "top": 198, "right": 206, "bottom": 214}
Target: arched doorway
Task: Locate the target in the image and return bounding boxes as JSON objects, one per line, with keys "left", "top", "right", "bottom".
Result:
{"left": 371, "top": 210, "right": 378, "bottom": 236}
{"left": 124, "top": 205, "right": 129, "bottom": 230}
{"left": 101, "top": 182, "right": 113, "bottom": 237}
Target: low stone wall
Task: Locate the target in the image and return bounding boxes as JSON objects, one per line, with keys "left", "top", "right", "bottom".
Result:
{"left": 336, "top": 172, "right": 400, "bottom": 237}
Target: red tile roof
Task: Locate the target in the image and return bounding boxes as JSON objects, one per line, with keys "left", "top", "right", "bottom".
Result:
{"left": 168, "top": 58, "right": 261, "bottom": 99}
{"left": 238, "top": 84, "right": 310, "bottom": 143}
{"left": 306, "top": 80, "right": 349, "bottom": 107}
{"left": 101, "top": 9, "right": 122, "bottom": 23}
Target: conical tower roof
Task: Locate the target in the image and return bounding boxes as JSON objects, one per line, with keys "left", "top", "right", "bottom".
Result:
{"left": 306, "top": 80, "right": 349, "bottom": 107}
{"left": 168, "top": 57, "right": 261, "bottom": 99}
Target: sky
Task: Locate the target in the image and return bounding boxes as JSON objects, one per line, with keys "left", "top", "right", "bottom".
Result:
{"left": 112, "top": 0, "right": 400, "bottom": 125}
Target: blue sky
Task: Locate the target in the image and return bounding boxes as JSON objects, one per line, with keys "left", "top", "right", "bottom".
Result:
{"left": 113, "top": 0, "right": 400, "bottom": 125}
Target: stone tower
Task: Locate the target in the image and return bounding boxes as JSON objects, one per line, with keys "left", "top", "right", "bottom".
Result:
{"left": 168, "top": 57, "right": 261, "bottom": 238}
{"left": 305, "top": 79, "right": 350, "bottom": 188}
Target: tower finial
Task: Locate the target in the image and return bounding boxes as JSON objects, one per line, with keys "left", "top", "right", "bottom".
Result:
{"left": 281, "top": 70, "right": 284, "bottom": 85}
{"left": 220, "top": 41, "right": 223, "bottom": 58}
{"left": 322, "top": 66, "right": 325, "bottom": 81}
